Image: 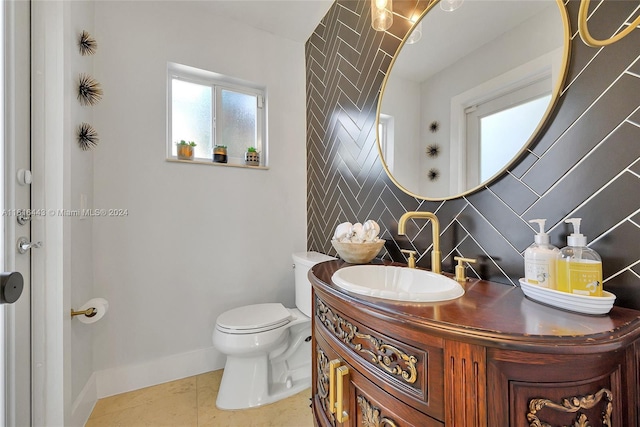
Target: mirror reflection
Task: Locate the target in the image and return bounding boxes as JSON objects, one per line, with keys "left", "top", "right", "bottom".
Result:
{"left": 378, "top": 0, "right": 568, "bottom": 200}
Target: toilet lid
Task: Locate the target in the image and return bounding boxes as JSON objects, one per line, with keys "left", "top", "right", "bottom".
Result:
{"left": 216, "top": 303, "right": 292, "bottom": 332}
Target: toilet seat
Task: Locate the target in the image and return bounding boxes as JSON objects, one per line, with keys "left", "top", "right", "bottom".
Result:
{"left": 216, "top": 303, "right": 292, "bottom": 334}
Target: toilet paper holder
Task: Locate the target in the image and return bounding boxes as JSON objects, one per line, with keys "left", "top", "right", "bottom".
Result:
{"left": 71, "top": 307, "right": 98, "bottom": 318}
{"left": 71, "top": 298, "right": 109, "bottom": 323}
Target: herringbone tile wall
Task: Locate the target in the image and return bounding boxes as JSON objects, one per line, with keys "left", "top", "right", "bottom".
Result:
{"left": 306, "top": 0, "right": 640, "bottom": 309}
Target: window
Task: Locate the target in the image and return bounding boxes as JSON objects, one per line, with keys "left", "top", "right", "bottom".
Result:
{"left": 167, "top": 63, "right": 266, "bottom": 166}
{"left": 378, "top": 114, "right": 394, "bottom": 173}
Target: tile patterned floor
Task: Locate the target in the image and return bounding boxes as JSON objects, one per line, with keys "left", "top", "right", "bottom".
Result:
{"left": 85, "top": 370, "right": 314, "bottom": 427}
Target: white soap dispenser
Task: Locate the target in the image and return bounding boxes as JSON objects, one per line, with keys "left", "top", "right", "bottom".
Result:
{"left": 556, "top": 218, "right": 603, "bottom": 296}
{"left": 524, "top": 219, "right": 560, "bottom": 288}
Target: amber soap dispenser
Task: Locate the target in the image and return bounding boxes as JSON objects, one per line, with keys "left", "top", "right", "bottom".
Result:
{"left": 556, "top": 218, "right": 603, "bottom": 296}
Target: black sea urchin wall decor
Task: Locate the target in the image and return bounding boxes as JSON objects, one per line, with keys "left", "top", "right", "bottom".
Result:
{"left": 77, "top": 122, "right": 99, "bottom": 151}
{"left": 429, "top": 121, "right": 439, "bottom": 133}
{"left": 428, "top": 168, "right": 440, "bottom": 182}
{"left": 426, "top": 143, "right": 440, "bottom": 158}
{"left": 78, "top": 30, "right": 97, "bottom": 56}
{"left": 77, "top": 74, "right": 103, "bottom": 106}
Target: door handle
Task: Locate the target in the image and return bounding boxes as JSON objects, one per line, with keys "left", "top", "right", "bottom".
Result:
{"left": 0, "top": 272, "right": 24, "bottom": 304}
{"left": 17, "top": 236, "right": 42, "bottom": 254}
{"left": 335, "top": 365, "right": 350, "bottom": 423}
{"left": 329, "top": 359, "right": 340, "bottom": 414}
{"left": 328, "top": 359, "right": 350, "bottom": 423}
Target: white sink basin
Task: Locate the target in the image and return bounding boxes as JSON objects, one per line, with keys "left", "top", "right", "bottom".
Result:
{"left": 331, "top": 265, "right": 464, "bottom": 302}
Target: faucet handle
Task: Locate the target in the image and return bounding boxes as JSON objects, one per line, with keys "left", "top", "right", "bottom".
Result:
{"left": 400, "top": 249, "right": 418, "bottom": 268}
{"left": 454, "top": 256, "right": 476, "bottom": 282}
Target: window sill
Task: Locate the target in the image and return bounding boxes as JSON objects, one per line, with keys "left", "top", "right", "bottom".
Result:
{"left": 166, "top": 158, "right": 269, "bottom": 170}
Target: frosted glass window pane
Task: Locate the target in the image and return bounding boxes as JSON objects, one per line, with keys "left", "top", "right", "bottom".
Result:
{"left": 171, "top": 79, "right": 212, "bottom": 159}
{"left": 218, "top": 89, "right": 257, "bottom": 159}
{"left": 480, "top": 94, "right": 551, "bottom": 181}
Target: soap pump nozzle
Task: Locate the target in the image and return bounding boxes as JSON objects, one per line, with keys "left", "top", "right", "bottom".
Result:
{"left": 529, "top": 219, "right": 549, "bottom": 244}
{"left": 565, "top": 218, "right": 587, "bottom": 246}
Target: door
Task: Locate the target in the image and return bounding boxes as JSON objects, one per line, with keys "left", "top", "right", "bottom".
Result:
{"left": 2, "top": 1, "right": 32, "bottom": 425}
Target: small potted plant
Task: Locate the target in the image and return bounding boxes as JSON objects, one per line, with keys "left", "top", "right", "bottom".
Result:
{"left": 213, "top": 145, "right": 228, "bottom": 163}
{"left": 176, "top": 140, "right": 196, "bottom": 160}
{"left": 245, "top": 146, "right": 260, "bottom": 166}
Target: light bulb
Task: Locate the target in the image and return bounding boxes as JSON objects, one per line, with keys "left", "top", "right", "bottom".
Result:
{"left": 371, "top": 0, "right": 393, "bottom": 31}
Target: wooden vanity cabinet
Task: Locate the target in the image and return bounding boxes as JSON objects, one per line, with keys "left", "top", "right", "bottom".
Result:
{"left": 310, "top": 260, "right": 640, "bottom": 427}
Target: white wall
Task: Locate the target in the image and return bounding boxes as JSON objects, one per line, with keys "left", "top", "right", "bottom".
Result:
{"left": 91, "top": 0, "right": 307, "bottom": 396}
{"left": 32, "top": 1, "right": 97, "bottom": 424}
{"left": 67, "top": 2, "right": 96, "bottom": 422}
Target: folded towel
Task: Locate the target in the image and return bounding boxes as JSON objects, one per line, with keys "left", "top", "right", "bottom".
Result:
{"left": 334, "top": 222, "right": 352, "bottom": 242}
{"left": 363, "top": 220, "right": 380, "bottom": 242}
{"left": 334, "top": 219, "right": 380, "bottom": 243}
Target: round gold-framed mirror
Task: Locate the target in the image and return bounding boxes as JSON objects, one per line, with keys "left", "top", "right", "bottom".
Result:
{"left": 376, "top": 0, "right": 570, "bottom": 200}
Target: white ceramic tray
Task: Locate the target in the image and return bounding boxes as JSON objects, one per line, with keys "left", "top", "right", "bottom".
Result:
{"left": 519, "top": 279, "right": 616, "bottom": 315}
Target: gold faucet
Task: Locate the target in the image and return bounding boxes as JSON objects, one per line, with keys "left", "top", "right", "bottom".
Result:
{"left": 397, "top": 211, "right": 441, "bottom": 274}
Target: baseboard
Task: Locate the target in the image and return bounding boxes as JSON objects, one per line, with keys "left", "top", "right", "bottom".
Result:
{"left": 70, "top": 372, "right": 97, "bottom": 427}
{"left": 95, "top": 346, "right": 225, "bottom": 399}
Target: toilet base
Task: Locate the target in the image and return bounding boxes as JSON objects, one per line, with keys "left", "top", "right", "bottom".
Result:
{"left": 215, "top": 322, "right": 312, "bottom": 410}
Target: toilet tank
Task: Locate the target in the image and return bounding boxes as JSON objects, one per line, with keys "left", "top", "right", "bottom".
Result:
{"left": 292, "top": 251, "right": 336, "bottom": 317}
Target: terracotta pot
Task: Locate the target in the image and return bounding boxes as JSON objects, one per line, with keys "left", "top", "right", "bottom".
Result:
{"left": 177, "top": 145, "right": 194, "bottom": 160}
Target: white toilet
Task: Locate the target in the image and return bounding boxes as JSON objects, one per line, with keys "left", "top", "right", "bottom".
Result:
{"left": 212, "top": 251, "right": 335, "bottom": 410}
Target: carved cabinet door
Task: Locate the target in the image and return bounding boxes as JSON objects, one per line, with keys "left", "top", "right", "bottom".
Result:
{"left": 487, "top": 347, "right": 634, "bottom": 427}
{"left": 313, "top": 329, "right": 443, "bottom": 427}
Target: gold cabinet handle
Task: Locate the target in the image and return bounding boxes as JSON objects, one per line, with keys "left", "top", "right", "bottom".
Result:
{"left": 329, "top": 359, "right": 341, "bottom": 414}
{"left": 336, "top": 365, "right": 350, "bottom": 423}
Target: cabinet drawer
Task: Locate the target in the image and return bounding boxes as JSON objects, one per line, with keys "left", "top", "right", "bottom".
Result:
{"left": 352, "top": 372, "right": 443, "bottom": 427}
{"left": 315, "top": 294, "right": 444, "bottom": 420}
{"left": 314, "top": 330, "right": 443, "bottom": 427}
